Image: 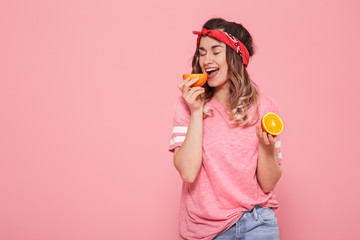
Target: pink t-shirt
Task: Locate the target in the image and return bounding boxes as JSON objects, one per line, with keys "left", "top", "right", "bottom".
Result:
{"left": 169, "top": 94, "right": 283, "bottom": 240}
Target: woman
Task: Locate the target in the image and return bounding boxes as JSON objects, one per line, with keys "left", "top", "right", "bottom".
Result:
{"left": 169, "top": 18, "right": 283, "bottom": 240}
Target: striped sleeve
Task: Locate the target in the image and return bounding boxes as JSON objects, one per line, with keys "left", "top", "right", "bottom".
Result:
{"left": 274, "top": 136, "right": 283, "bottom": 165}
{"left": 272, "top": 100, "right": 284, "bottom": 165}
{"left": 169, "top": 96, "right": 191, "bottom": 152}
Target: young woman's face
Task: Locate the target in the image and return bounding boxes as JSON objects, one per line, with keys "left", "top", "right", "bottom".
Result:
{"left": 198, "top": 36, "right": 228, "bottom": 89}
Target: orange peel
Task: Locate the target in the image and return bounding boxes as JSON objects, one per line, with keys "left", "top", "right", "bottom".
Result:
{"left": 183, "top": 73, "right": 207, "bottom": 87}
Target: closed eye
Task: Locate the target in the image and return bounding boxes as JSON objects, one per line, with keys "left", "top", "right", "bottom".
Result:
{"left": 199, "top": 52, "right": 220, "bottom": 56}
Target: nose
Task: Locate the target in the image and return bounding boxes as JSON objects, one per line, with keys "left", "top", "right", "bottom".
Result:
{"left": 203, "top": 52, "right": 213, "bottom": 65}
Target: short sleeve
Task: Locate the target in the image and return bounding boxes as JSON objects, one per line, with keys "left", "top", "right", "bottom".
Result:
{"left": 272, "top": 101, "right": 284, "bottom": 165}
{"left": 168, "top": 96, "right": 191, "bottom": 153}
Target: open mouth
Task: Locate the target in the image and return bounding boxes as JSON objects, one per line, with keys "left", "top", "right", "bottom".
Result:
{"left": 205, "top": 67, "right": 219, "bottom": 79}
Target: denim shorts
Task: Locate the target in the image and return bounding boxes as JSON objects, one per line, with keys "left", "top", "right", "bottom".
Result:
{"left": 213, "top": 205, "right": 280, "bottom": 240}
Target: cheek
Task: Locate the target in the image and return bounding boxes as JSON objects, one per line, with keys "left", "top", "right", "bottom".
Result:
{"left": 199, "top": 59, "right": 205, "bottom": 71}
{"left": 221, "top": 60, "right": 228, "bottom": 74}
{"left": 220, "top": 65, "right": 228, "bottom": 79}
{"left": 217, "top": 55, "right": 227, "bottom": 69}
{"left": 223, "top": 65, "right": 228, "bottom": 74}
{"left": 199, "top": 58, "right": 204, "bottom": 67}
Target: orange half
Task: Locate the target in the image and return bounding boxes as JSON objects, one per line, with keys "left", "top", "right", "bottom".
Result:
{"left": 183, "top": 73, "right": 207, "bottom": 87}
{"left": 261, "top": 112, "right": 284, "bottom": 136}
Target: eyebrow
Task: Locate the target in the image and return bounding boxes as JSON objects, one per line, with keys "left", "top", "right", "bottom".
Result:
{"left": 199, "top": 45, "right": 224, "bottom": 51}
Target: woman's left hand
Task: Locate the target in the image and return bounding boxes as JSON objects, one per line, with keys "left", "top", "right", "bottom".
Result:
{"left": 255, "top": 125, "right": 277, "bottom": 156}
{"left": 255, "top": 125, "right": 282, "bottom": 193}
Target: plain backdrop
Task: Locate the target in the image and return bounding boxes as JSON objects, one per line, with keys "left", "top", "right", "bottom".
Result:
{"left": 1, "top": 0, "right": 360, "bottom": 239}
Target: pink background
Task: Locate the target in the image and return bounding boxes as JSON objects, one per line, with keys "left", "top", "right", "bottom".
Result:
{"left": 1, "top": 0, "right": 359, "bottom": 239}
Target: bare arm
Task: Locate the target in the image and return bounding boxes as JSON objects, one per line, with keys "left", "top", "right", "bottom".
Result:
{"left": 173, "top": 110, "right": 203, "bottom": 183}
{"left": 173, "top": 77, "right": 205, "bottom": 183}
{"left": 255, "top": 126, "right": 282, "bottom": 193}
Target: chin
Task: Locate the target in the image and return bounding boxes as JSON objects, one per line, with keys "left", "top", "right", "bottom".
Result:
{"left": 207, "top": 80, "right": 216, "bottom": 88}
{"left": 208, "top": 78, "right": 226, "bottom": 88}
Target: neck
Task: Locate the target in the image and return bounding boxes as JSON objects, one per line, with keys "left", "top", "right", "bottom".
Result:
{"left": 213, "top": 83, "right": 231, "bottom": 110}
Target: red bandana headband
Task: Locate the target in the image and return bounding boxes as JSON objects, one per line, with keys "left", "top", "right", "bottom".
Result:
{"left": 192, "top": 28, "right": 250, "bottom": 67}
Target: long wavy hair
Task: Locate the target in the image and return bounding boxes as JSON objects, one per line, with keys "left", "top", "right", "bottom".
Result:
{"left": 192, "top": 18, "right": 260, "bottom": 126}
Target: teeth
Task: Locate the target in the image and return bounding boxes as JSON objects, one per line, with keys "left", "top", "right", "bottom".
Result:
{"left": 206, "top": 68, "right": 219, "bottom": 73}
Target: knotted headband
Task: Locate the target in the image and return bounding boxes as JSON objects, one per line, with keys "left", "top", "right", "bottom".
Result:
{"left": 192, "top": 28, "right": 250, "bottom": 67}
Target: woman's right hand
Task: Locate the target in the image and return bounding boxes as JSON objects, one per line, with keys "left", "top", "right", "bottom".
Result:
{"left": 177, "top": 77, "right": 205, "bottom": 114}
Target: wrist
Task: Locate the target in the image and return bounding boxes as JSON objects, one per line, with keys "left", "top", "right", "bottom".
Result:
{"left": 191, "top": 109, "right": 203, "bottom": 117}
{"left": 258, "top": 145, "right": 276, "bottom": 159}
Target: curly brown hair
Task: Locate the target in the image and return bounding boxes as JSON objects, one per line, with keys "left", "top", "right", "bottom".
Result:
{"left": 192, "top": 18, "right": 260, "bottom": 126}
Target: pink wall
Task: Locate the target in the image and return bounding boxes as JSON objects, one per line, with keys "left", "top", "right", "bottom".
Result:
{"left": 1, "top": 0, "right": 359, "bottom": 239}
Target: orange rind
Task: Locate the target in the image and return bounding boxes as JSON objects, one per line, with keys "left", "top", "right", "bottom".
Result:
{"left": 183, "top": 73, "right": 207, "bottom": 87}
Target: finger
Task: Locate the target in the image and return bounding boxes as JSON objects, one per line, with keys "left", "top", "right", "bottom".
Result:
{"left": 177, "top": 81, "right": 185, "bottom": 90}
{"left": 177, "top": 83, "right": 183, "bottom": 90}
{"left": 180, "top": 79, "right": 195, "bottom": 95}
{"left": 185, "top": 86, "right": 204, "bottom": 97}
{"left": 178, "top": 77, "right": 191, "bottom": 89}
{"left": 255, "top": 126, "right": 260, "bottom": 138}
{"left": 187, "top": 86, "right": 204, "bottom": 92}
{"left": 188, "top": 88, "right": 205, "bottom": 102}
{"left": 188, "top": 87, "right": 205, "bottom": 97}
{"left": 257, "top": 126, "right": 264, "bottom": 139}
{"left": 185, "top": 77, "right": 199, "bottom": 88}
{"left": 268, "top": 134, "right": 277, "bottom": 144}
{"left": 182, "top": 78, "right": 197, "bottom": 93}
{"left": 262, "top": 131, "right": 270, "bottom": 145}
